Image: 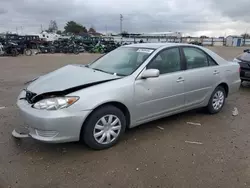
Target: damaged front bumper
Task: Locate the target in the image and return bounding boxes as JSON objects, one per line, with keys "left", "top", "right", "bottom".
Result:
{"left": 16, "top": 90, "right": 92, "bottom": 143}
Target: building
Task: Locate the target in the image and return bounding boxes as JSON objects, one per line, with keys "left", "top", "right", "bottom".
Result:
{"left": 226, "top": 35, "right": 243, "bottom": 47}
{"left": 140, "top": 32, "right": 182, "bottom": 38}
{"left": 111, "top": 31, "right": 182, "bottom": 43}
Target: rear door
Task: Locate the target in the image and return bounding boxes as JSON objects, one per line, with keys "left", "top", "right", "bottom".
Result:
{"left": 181, "top": 47, "right": 220, "bottom": 107}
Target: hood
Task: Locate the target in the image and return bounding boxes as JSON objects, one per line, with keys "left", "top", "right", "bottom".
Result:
{"left": 27, "top": 64, "right": 120, "bottom": 94}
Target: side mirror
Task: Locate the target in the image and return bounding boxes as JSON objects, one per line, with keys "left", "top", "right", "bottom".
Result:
{"left": 243, "top": 49, "right": 250, "bottom": 53}
{"left": 141, "top": 69, "right": 160, "bottom": 79}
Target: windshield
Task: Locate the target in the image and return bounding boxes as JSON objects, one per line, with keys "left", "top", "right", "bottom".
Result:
{"left": 89, "top": 47, "right": 154, "bottom": 76}
{"left": 237, "top": 52, "right": 250, "bottom": 62}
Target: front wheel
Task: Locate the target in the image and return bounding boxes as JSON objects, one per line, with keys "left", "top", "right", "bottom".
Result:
{"left": 81, "top": 105, "right": 126, "bottom": 150}
{"left": 11, "top": 49, "right": 18, "bottom": 57}
{"left": 73, "top": 48, "right": 79, "bottom": 55}
{"left": 207, "top": 86, "right": 226, "bottom": 114}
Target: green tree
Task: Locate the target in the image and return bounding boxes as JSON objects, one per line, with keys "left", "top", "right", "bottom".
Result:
{"left": 241, "top": 33, "right": 250, "bottom": 39}
{"left": 64, "top": 21, "right": 87, "bottom": 34}
{"left": 46, "top": 20, "right": 58, "bottom": 33}
{"left": 88, "top": 27, "right": 96, "bottom": 33}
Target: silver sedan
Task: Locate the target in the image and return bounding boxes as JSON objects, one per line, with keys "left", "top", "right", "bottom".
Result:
{"left": 16, "top": 43, "right": 240, "bottom": 149}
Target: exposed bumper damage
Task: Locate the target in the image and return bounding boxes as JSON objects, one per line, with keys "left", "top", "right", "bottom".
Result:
{"left": 15, "top": 78, "right": 119, "bottom": 142}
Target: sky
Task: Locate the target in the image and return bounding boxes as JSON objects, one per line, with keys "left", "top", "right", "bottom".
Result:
{"left": 0, "top": 0, "right": 250, "bottom": 37}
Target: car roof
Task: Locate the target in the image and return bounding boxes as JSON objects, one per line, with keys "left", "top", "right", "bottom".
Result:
{"left": 124, "top": 42, "right": 228, "bottom": 65}
{"left": 124, "top": 42, "right": 194, "bottom": 49}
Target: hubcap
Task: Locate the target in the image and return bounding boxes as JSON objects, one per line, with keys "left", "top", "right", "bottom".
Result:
{"left": 93, "top": 115, "right": 121, "bottom": 144}
{"left": 212, "top": 90, "right": 224, "bottom": 110}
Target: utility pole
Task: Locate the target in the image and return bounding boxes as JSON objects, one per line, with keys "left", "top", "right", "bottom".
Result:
{"left": 120, "top": 14, "right": 123, "bottom": 34}
{"left": 105, "top": 25, "right": 107, "bottom": 35}
{"left": 244, "top": 27, "right": 248, "bottom": 46}
{"left": 16, "top": 27, "right": 18, "bottom": 34}
{"left": 40, "top": 24, "right": 43, "bottom": 32}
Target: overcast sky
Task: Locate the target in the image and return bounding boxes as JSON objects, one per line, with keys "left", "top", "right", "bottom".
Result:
{"left": 0, "top": 0, "right": 250, "bottom": 36}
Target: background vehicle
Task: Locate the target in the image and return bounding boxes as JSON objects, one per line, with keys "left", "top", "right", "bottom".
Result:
{"left": 37, "top": 44, "right": 56, "bottom": 54}
{"left": 234, "top": 49, "right": 250, "bottom": 82}
{"left": 2, "top": 42, "right": 19, "bottom": 56}
{"left": 0, "top": 42, "right": 4, "bottom": 55}
{"left": 16, "top": 43, "right": 240, "bottom": 150}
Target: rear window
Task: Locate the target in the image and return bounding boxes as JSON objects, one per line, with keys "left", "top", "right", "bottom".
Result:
{"left": 237, "top": 52, "right": 250, "bottom": 62}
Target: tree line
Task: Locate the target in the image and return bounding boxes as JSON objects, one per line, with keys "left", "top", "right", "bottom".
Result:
{"left": 46, "top": 20, "right": 98, "bottom": 35}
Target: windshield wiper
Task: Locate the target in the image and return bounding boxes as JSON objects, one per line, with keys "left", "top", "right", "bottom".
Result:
{"left": 114, "top": 73, "right": 126, "bottom": 76}
{"left": 89, "top": 67, "right": 126, "bottom": 77}
{"left": 91, "top": 68, "right": 113, "bottom": 75}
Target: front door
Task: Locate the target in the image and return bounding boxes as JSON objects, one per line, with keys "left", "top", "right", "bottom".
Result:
{"left": 134, "top": 47, "right": 185, "bottom": 123}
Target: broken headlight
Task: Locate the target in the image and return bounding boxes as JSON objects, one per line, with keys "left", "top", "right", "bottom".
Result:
{"left": 33, "top": 96, "right": 79, "bottom": 110}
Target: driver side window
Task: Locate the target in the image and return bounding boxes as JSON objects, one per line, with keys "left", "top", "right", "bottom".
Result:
{"left": 147, "top": 48, "right": 181, "bottom": 74}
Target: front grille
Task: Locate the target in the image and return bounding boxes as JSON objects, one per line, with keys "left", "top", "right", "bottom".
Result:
{"left": 25, "top": 90, "right": 37, "bottom": 104}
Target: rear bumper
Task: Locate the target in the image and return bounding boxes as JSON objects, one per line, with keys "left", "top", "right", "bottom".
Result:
{"left": 240, "top": 69, "right": 250, "bottom": 81}
{"left": 229, "top": 80, "right": 241, "bottom": 94}
{"left": 240, "top": 76, "right": 250, "bottom": 81}
{"left": 17, "top": 91, "right": 92, "bottom": 143}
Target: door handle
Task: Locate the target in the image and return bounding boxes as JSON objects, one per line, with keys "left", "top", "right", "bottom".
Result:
{"left": 213, "top": 70, "right": 220, "bottom": 75}
{"left": 176, "top": 77, "right": 185, "bottom": 83}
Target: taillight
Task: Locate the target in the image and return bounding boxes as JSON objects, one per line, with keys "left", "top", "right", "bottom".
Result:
{"left": 239, "top": 67, "right": 241, "bottom": 73}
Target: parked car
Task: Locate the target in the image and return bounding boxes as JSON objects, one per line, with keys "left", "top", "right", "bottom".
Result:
{"left": 188, "top": 41, "right": 203, "bottom": 46}
{"left": 15, "top": 43, "right": 240, "bottom": 150}
{"left": 233, "top": 49, "right": 250, "bottom": 82}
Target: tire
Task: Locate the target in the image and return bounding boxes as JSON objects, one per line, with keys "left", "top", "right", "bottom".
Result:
{"left": 50, "top": 48, "right": 55, "bottom": 54}
{"left": 24, "top": 49, "right": 32, "bottom": 56}
{"left": 11, "top": 49, "right": 18, "bottom": 57}
{"left": 81, "top": 105, "right": 126, "bottom": 150}
{"left": 207, "top": 86, "right": 226, "bottom": 114}
{"left": 73, "top": 48, "right": 79, "bottom": 55}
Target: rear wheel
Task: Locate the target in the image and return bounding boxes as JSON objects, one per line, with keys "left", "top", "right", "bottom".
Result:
{"left": 81, "top": 105, "right": 126, "bottom": 150}
{"left": 24, "top": 49, "right": 32, "bottom": 56}
{"left": 207, "top": 86, "right": 226, "bottom": 114}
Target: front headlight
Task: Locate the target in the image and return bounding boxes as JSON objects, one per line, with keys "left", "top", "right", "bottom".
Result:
{"left": 33, "top": 96, "right": 79, "bottom": 110}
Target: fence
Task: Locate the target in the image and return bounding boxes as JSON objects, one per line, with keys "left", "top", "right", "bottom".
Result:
{"left": 113, "top": 36, "right": 250, "bottom": 47}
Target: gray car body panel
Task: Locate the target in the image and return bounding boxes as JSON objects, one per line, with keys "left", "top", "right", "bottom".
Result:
{"left": 17, "top": 43, "right": 241, "bottom": 143}
{"left": 27, "top": 64, "right": 120, "bottom": 94}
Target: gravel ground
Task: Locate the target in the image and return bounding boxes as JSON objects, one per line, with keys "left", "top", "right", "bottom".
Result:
{"left": 0, "top": 47, "right": 250, "bottom": 188}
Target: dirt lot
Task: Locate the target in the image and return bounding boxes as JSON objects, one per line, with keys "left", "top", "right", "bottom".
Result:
{"left": 0, "top": 47, "right": 250, "bottom": 188}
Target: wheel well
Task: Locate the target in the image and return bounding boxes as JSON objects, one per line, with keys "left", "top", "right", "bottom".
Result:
{"left": 218, "top": 83, "right": 229, "bottom": 97}
{"left": 83, "top": 102, "right": 131, "bottom": 129}
{"left": 105, "top": 102, "right": 131, "bottom": 128}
